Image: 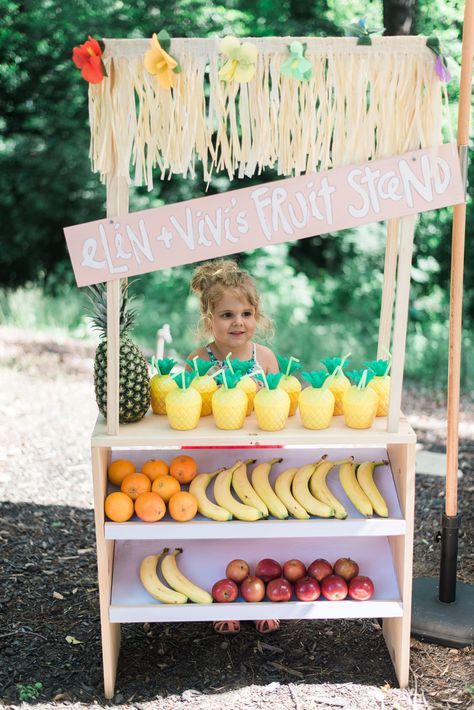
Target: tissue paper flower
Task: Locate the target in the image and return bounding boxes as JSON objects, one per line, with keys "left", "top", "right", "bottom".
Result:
{"left": 72, "top": 36, "right": 105, "bottom": 84}
{"left": 144, "top": 32, "right": 180, "bottom": 88}
{"left": 281, "top": 41, "right": 312, "bottom": 81}
{"left": 426, "top": 36, "right": 452, "bottom": 83}
{"left": 218, "top": 35, "right": 258, "bottom": 83}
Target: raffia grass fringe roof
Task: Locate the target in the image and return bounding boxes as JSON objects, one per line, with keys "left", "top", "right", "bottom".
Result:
{"left": 89, "top": 36, "right": 450, "bottom": 188}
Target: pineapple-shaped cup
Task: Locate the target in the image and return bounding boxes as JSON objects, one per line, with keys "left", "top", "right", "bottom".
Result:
{"left": 87, "top": 283, "right": 150, "bottom": 423}
{"left": 150, "top": 357, "right": 178, "bottom": 414}
{"left": 299, "top": 371, "right": 335, "bottom": 430}
{"left": 186, "top": 357, "right": 218, "bottom": 416}
{"left": 254, "top": 372, "right": 290, "bottom": 431}
{"left": 212, "top": 371, "right": 248, "bottom": 430}
{"left": 321, "top": 354, "right": 351, "bottom": 416}
{"left": 364, "top": 358, "right": 391, "bottom": 417}
{"left": 342, "top": 369, "right": 379, "bottom": 429}
{"left": 226, "top": 356, "right": 257, "bottom": 415}
{"left": 165, "top": 371, "right": 202, "bottom": 430}
{"left": 277, "top": 355, "right": 302, "bottom": 416}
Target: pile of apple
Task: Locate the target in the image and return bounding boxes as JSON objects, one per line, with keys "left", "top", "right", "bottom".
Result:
{"left": 212, "top": 557, "right": 375, "bottom": 603}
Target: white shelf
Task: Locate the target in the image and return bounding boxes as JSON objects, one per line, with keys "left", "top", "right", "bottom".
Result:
{"left": 105, "top": 446, "right": 404, "bottom": 539}
{"left": 92, "top": 410, "right": 416, "bottom": 448}
{"left": 109, "top": 536, "right": 402, "bottom": 623}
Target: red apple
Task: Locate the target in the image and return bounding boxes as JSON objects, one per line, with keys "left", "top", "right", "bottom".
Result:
{"left": 321, "top": 574, "right": 348, "bottom": 601}
{"left": 266, "top": 577, "right": 293, "bottom": 602}
{"left": 225, "top": 558, "right": 250, "bottom": 584}
{"left": 255, "top": 558, "right": 282, "bottom": 583}
{"left": 307, "top": 558, "right": 333, "bottom": 582}
{"left": 333, "top": 557, "right": 359, "bottom": 582}
{"left": 212, "top": 578, "right": 239, "bottom": 603}
{"left": 282, "top": 559, "right": 307, "bottom": 583}
{"left": 348, "top": 575, "right": 375, "bottom": 601}
{"left": 295, "top": 576, "right": 320, "bottom": 601}
{"left": 240, "top": 576, "right": 266, "bottom": 602}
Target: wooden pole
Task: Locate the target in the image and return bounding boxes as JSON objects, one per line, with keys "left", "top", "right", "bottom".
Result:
{"left": 377, "top": 219, "right": 399, "bottom": 359}
{"left": 445, "top": 0, "right": 474, "bottom": 517}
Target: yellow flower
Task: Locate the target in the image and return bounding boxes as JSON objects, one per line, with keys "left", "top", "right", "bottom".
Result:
{"left": 144, "top": 33, "right": 178, "bottom": 89}
{"left": 218, "top": 36, "right": 258, "bottom": 83}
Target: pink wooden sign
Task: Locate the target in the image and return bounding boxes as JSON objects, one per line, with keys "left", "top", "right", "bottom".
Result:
{"left": 64, "top": 143, "right": 464, "bottom": 287}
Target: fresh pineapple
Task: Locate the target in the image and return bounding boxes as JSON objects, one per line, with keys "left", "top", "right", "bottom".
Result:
{"left": 276, "top": 355, "right": 302, "bottom": 416}
{"left": 212, "top": 371, "right": 247, "bottom": 430}
{"left": 227, "top": 358, "right": 257, "bottom": 415}
{"left": 150, "top": 357, "right": 178, "bottom": 414}
{"left": 186, "top": 357, "right": 218, "bottom": 416}
{"left": 299, "top": 371, "right": 335, "bottom": 430}
{"left": 254, "top": 373, "right": 290, "bottom": 431}
{"left": 321, "top": 355, "right": 351, "bottom": 415}
{"left": 165, "top": 371, "right": 202, "bottom": 430}
{"left": 364, "top": 358, "right": 391, "bottom": 416}
{"left": 342, "top": 369, "right": 379, "bottom": 429}
{"left": 88, "top": 282, "right": 150, "bottom": 423}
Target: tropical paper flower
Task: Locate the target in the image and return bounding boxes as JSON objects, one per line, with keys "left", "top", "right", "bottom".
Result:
{"left": 144, "top": 31, "right": 180, "bottom": 89}
{"left": 281, "top": 41, "right": 312, "bottom": 81}
{"left": 345, "top": 18, "right": 385, "bottom": 45}
{"left": 218, "top": 35, "right": 258, "bottom": 83}
{"left": 426, "top": 36, "right": 452, "bottom": 82}
{"left": 72, "top": 36, "right": 106, "bottom": 84}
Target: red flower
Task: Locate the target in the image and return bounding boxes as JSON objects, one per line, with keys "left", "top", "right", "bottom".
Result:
{"left": 72, "top": 36, "right": 104, "bottom": 84}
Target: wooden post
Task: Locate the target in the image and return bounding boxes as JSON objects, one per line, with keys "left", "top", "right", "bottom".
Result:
{"left": 106, "top": 175, "right": 130, "bottom": 435}
{"left": 387, "top": 215, "right": 416, "bottom": 432}
{"left": 446, "top": 0, "right": 474, "bottom": 517}
{"left": 378, "top": 218, "right": 400, "bottom": 359}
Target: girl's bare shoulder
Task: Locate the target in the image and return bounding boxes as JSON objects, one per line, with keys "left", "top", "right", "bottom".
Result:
{"left": 255, "top": 344, "right": 279, "bottom": 374}
{"left": 186, "top": 346, "right": 210, "bottom": 361}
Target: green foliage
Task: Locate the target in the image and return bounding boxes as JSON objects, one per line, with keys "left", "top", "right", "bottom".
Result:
{"left": 16, "top": 682, "right": 43, "bottom": 701}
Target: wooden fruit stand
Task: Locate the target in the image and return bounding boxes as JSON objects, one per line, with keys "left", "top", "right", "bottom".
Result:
{"left": 65, "top": 34, "right": 467, "bottom": 699}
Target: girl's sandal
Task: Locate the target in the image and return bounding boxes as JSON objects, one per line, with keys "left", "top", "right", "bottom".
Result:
{"left": 254, "top": 619, "right": 280, "bottom": 634}
{"left": 213, "top": 620, "right": 241, "bottom": 634}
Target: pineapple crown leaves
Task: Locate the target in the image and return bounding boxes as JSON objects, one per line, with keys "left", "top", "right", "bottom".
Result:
{"left": 321, "top": 356, "right": 344, "bottom": 374}
{"left": 185, "top": 357, "right": 215, "bottom": 376}
{"left": 255, "top": 372, "right": 283, "bottom": 390}
{"left": 171, "top": 370, "right": 197, "bottom": 389}
{"left": 346, "top": 368, "right": 375, "bottom": 389}
{"left": 86, "top": 282, "right": 137, "bottom": 339}
{"left": 220, "top": 371, "right": 242, "bottom": 389}
{"left": 277, "top": 355, "right": 302, "bottom": 377}
{"left": 226, "top": 358, "right": 255, "bottom": 376}
{"left": 150, "top": 357, "right": 177, "bottom": 375}
{"left": 301, "top": 370, "right": 330, "bottom": 388}
{"left": 363, "top": 359, "right": 391, "bottom": 377}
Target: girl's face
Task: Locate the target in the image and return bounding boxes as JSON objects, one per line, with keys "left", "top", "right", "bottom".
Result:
{"left": 210, "top": 290, "right": 257, "bottom": 353}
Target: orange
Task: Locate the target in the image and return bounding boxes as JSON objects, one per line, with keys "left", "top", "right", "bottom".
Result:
{"left": 108, "top": 459, "right": 136, "bottom": 486}
{"left": 121, "top": 472, "right": 151, "bottom": 501}
{"left": 168, "top": 491, "right": 198, "bottom": 522}
{"left": 104, "top": 491, "right": 134, "bottom": 522}
{"left": 152, "top": 474, "right": 181, "bottom": 503}
{"left": 134, "top": 491, "right": 166, "bottom": 522}
{"left": 142, "top": 459, "right": 169, "bottom": 481}
{"left": 169, "top": 455, "right": 198, "bottom": 484}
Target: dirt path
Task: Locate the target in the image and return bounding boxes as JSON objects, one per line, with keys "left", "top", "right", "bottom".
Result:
{"left": 0, "top": 326, "right": 473, "bottom": 709}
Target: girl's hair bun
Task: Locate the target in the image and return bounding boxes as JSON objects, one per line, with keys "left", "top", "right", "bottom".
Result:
{"left": 190, "top": 259, "right": 241, "bottom": 295}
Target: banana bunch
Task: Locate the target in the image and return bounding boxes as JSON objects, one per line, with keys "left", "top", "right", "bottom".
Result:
{"left": 339, "top": 459, "right": 389, "bottom": 517}
{"left": 140, "top": 547, "right": 213, "bottom": 604}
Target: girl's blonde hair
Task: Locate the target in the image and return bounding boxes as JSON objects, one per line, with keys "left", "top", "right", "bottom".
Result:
{"left": 190, "top": 258, "right": 273, "bottom": 340}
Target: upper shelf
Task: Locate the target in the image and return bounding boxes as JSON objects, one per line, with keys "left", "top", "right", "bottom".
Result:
{"left": 91, "top": 410, "right": 416, "bottom": 447}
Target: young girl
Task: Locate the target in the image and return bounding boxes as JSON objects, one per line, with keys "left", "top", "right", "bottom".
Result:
{"left": 187, "top": 258, "right": 279, "bottom": 635}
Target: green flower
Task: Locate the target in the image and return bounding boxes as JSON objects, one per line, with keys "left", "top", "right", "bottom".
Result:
{"left": 281, "top": 42, "right": 312, "bottom": 81}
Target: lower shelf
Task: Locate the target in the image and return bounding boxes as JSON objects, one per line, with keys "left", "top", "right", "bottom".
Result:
{"left": 109, "top": 536, "right": 402, "bottom": 623}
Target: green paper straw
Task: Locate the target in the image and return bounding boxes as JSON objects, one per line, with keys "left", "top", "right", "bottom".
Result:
{"left": 222, "top": 370, "right": 229, "bottom": 390}
{"left": 181, "top": 371, "right": 186, "bottom": 389}
{"left": 192, "top": 356, "right": 199, "bottom": 374}
{"left": 286, "top": 356, "right": 299, "bottom": 377}
{"left": 226, "top": 353, "right": 235, "bottom": 374}
{"left": 357, "top": 369, "right": 368, "bottom": 390}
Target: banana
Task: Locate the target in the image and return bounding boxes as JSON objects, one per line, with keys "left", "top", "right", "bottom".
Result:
{"left": 231, "top": 459, "right": 269, "bottom": 517}
{"left": 189, "top": 468, "right": 232, "bottom": 521}
{"left": 274, "top": 467, "right": 310, "bottom": 519}
{"left": 309, "top": 458, "right": 352, "bottom": 519}
{"left": 356, "top": 460, "right": 389, "bottom": 517}
{"left": 251, "top": 458, "right": 288, "bottom": 519}
{"left": 214, "top": 461, "right": 263, "bottom": 521}
{"left": 161, "top": 548, "right": 213, "bottom": 604}
{"left": 339, "top": 460, "right": 373, "bottom": 516}
{"left": 292, "top": 459, "right": 335, "bottom": 517}
{"left": 139, "top": 551, "right": 188, "bottom": 604}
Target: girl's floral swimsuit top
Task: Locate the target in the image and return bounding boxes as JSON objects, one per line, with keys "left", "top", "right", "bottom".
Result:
{"left": 205, "top": 343, "right": 261, "bottom": 377}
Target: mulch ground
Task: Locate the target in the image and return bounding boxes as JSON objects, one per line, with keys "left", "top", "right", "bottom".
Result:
{"left": 0, "top": 326, "right": 473, "bottom": 710}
